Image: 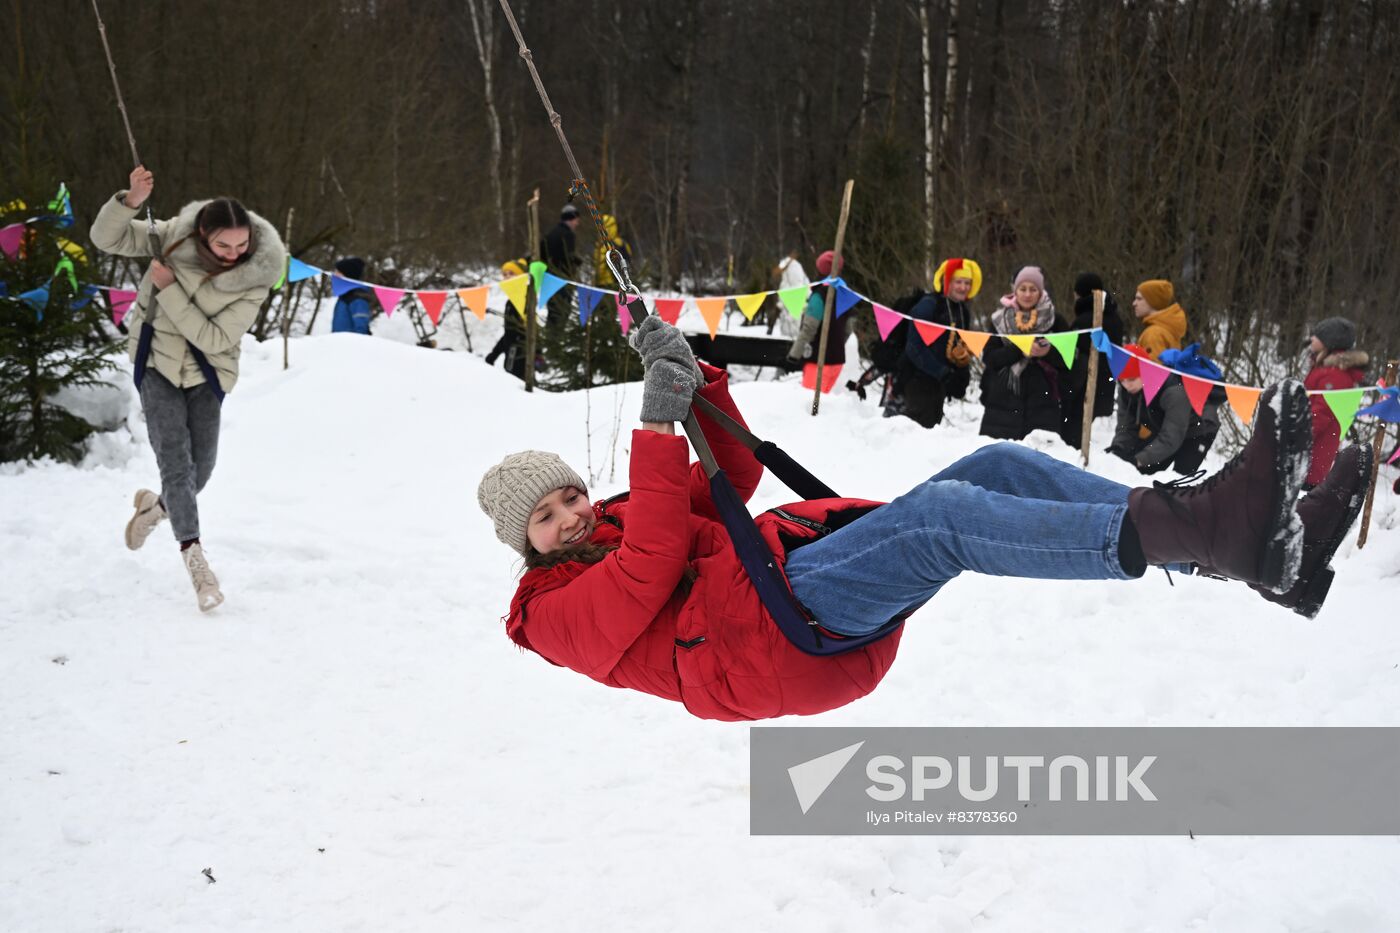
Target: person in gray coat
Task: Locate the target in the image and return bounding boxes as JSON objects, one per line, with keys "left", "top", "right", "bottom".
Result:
{"left": 1107, "top": 343, "right": 1223, "bottom": 475}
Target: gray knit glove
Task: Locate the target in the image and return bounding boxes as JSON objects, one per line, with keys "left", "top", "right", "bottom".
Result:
{"left": 639, "top": 359, "right": 698, "bottom": 423}
{"left": 629, "top": 314, "right": 703, "bottom": 384}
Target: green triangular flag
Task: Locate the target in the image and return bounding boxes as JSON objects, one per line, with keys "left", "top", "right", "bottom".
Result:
{"left": 529, "top": 260, "right": 548, "bottom": 298}
{"left": 1046, "top": 331, "right": 1078, "bottom": 369}
{"left": 778, "top": 284, "right": 809, "bottom": 319}
{"left": 1323, "top": 388, "right": 1366, "bottom": 439}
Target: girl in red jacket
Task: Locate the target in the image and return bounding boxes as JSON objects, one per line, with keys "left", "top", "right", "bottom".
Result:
{"left": 1304, "top": 317, "right": 1369, "bottom": 488}
{"left": 477, "top": 318, "right": 1364, "bottom": 721}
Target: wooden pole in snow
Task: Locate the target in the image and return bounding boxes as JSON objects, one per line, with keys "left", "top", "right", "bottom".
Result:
{"left": 1358, "top": 358, "right": 1398, "bottom": 549}
{"left": 811, "top": 178, "right": 855, "bottom": 416}
{"left": 1080, "top": 290, "right": 1105, "bottom": 465}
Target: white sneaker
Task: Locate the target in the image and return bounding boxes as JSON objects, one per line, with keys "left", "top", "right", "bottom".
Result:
{"left": 182, "top": 543, "right": 224, "bottom": 612}
{"left": 125, "top": 489, "right": 167, "bottom": 550}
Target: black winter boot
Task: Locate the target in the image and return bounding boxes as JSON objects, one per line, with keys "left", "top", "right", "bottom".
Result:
{"left": 1126, "top": 379, "right": 1311, "bottom": 592}
{"left": 1245, "top": 444, "right": 1373, "bottom": 618}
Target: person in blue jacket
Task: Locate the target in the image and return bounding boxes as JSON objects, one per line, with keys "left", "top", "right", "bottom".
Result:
{"left": 331, "top": 256, "right": 373, "bottom": 335}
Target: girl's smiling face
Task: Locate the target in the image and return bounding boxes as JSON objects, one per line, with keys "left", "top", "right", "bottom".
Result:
{"left": 526, "top": 486, "right": 594, "bottom": 555}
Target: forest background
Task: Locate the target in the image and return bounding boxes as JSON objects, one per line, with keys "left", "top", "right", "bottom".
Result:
{"left": 4, "top": 0, "right": 1398, "bottom": 382}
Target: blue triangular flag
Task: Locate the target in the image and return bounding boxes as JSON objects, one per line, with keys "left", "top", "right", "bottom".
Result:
{"left": 1091, "top": 328, "right": 1112, "bottom": 354}
{"left": 577, "top": 286, "right": 605, "bottom": 324}
{"left": 1108, "top": 344, "right": 1129, "bottom": 378}
{"left": 70, "top": 284, "right": 99, "bottom": 310}
{"left": 834, "top": 284, "right": 862, "bottom": 318}
{"left": 1357, "top": 388, "right": 1400, "bottom": 423}
{"left": 0, "top": 280, "right": 8, "bottom": 297}
{"left": 330, "top": 275, "right": 360, "bottom": 297}
{"left": 538, "top": 272, "right": 568, "bottom": 307}
{"left": 288, "top": 257, "right": 321, "bottom": 284}
{"left": 20, "top": 284, "right": 50, "bottom": 319}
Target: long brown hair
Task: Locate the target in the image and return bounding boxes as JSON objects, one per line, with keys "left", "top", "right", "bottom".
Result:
{"left": 163, "top": 197, "right": 256, "bottom": 279}
{"left": 522, "top": 539, "right": 698, "bottom": 597}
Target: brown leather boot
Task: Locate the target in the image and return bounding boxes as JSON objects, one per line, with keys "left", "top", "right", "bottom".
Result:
{"left": 1127, "top": 379, "right": 1311, "bottom": 591}
{"left": 1245, "top": 444, "right": 1372, "bottom": 618}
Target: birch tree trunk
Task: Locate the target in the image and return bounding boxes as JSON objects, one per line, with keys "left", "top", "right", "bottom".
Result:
{"left": 919, "top": 0, "right": 936, "bottom": 273}
{"left": 465, "top": 0, "right": 506, "bottom": 243}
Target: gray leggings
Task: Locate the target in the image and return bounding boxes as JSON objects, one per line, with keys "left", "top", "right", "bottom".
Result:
{"left": 139, "top": 370, "right": 221, "bottom": 542}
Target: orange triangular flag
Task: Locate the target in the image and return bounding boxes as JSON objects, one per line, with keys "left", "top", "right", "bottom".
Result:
{"left": 457, "top": 286, "right": 489, "bottom": 320}
{"left": 417, "top": 291, "right": 448, "bottom": 326}
{"left": 694, "top": 297, "right": 726, "bottom": 338}
{"left": 500, "top": 274, "right": 530, "bottom": 319}
{"left": 735, "top": 292, "right": 767, "bottom": 321}
{"left": 956, "top": 329, "right": 992, "bottom": 358}
{"left": 1225, "top": 385, "right": 1262, "bottom": 425}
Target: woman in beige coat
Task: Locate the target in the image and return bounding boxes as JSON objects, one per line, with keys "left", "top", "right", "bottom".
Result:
{"left": 91, "top": 166, "right": 286, "bottom": 611}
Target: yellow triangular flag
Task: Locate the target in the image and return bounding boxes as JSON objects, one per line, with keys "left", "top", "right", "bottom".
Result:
{"left": 1225, "top": 385, "right": 1262, "bottom": 425}
{"left": 694, "top": 297, "right": 726, "bottom": 338}
{"left": 956, "top": 329, "right": 992, "bottom": 358}
{"left": 457, "top": 286, "right": 489, "bottom": 320}
{"left": 1006, "top": 334, "right": 1037, "bottom": 356}
{"left": 499, "top": 274, "right": 530, "bottom": 319}
{"left": 735, "top": 292, "right": 767, "bottom": 321}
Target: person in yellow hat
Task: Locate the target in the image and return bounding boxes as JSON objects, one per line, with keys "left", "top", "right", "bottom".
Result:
{"left": 885, "top": 257, "right": 981, "bottom": 427}
{"left": 1131, "top": 278, "right": 1188, "bottom": 361}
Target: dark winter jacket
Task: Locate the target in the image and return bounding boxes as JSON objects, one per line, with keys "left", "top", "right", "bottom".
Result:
{"left": 541, "top": 222, "right": 579, "bottom": 278}
{"left": 504, "top": 363, "right": 903, "bottom": 722}
{"left": 331, "top": 288, "right": 374, "bottom": 335}
{"left": 903, "top": 292, "right": 971, "bottom": 380}
{"left": 790, "top": 285, "right": 848, "bottom": 366}
{"left": 1305, "top": 349, "right": 1369, "bottom": 486}
{"left": 978, "top": 321, "right": 1071, "bottom": 440}
{"left": 1110, "top": 377, "right": 1222, "bottom": 472}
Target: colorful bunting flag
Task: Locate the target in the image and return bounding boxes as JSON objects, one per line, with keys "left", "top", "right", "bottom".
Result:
{"left": 0, "top": 223, "right": 24, "bottom": 260}
{"left": 1140, "top": 360, "right": 1170, "bottom": 404}
{"left": 528, "top": 260, "right": 547, "bottom": 298}
{"left": 1323, "top": 388, "right": 1366, "bottom": 439}
{"left": 373, "top": 286, "right": 405, "bottom": 318}
{"left": 872, "top": 304, "right": 903, "bottom": 341}
{"left": 1046, "top": 331, "right": 1079, "bottom": 369}
{"left": 417, "top": 291, "right": 448, "bottom": 326}
{"left": 955, "top": 329, "right": 991, "bottom": 358}
{"left": 19, "top": 284, "right": 50, "bottom": 319}
{"left": 577, "top": 286, "right": 606, "bottom": 324}
{"left": 1181, "top": 374, "right": 1214, "bottom": 415}
{"left": 833, "top": 285, "right": 861, "bottom": 317}
{"left": 287, "top": 258, "right": 321, "bottom": 283}
{"left": 457, "top": 286, "right": 489, "bottom": 320}
{"left": 735, "top": 292, "right": 767, "bottom": 321}
{"left": 53, "top": 255, "right": 77, "bottom": 291}
{"left": 330, "top": 275, "right": 360, "bottom": 297}
{"left": 1224, "top": 385, "right": 1261, "bottom": 425}
{"left": 109, "top": 288, "right": 138, "bottom": 326}
{"left": 616, "top": 294, "right": 637, "bottom": 332}
{"left": 1108, "top": 345, "right": 1129, "bottom": 378}
{"left": 1005, "top": 334, "right": 1037, "bottom": 356}
{"left": 1090, "top": 328, "right": 1112, "bottom": 354}
{"left": 538, "top": 272, "right": 568, "bottom": 307}
{"left": 778, "top": 284, "right": 809, "bottom": 319}
{"left": 913, "top": 321, "right": 947, "bottom": 345}
{"left": 654, "top": 298, "right": 685, "bottom": 325}
{"left": 71, "top": 284, "right": 98, "bottom": 310}
{"left": 694, "top": 297, "right": 725, "bottom": 338}
{"left": 500, "top": 274, "right": 529, "bottom": 319}
{"left": 1357, "top": 387, "right": 1400, "bottom": 423}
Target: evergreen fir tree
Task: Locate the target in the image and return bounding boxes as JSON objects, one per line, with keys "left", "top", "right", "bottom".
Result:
{"left": 0, "top": 201, "right": 119, "bottom": 463}
{"left": 537, "top": 290, "right": 638, "bottom": 390}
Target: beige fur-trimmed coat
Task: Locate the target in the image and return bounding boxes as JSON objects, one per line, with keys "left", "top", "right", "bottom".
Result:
{"left": 90, "top": 192, "right": 286, "bottom": 393}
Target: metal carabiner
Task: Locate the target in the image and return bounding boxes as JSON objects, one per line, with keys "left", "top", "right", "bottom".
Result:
{"left": 605, "top": 247, "right": 642, "bottom": 302}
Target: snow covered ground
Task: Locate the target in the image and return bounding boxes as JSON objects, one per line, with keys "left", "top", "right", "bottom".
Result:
{"left": 3, "top": 324, "right": 1399, "bottom": 932}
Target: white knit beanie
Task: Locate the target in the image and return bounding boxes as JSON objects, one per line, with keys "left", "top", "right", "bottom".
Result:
{"left": 477, "top": 451, "right": 587, "bottom": 556}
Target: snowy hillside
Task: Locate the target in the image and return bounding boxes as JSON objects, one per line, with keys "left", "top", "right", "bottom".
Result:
{"left": 3, "top": 331, "right": 1399, "bottom": 932}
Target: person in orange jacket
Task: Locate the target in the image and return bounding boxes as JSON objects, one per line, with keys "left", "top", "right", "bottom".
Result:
{"left": 1131, "top": 279, "right": 1188, "bottom": 361}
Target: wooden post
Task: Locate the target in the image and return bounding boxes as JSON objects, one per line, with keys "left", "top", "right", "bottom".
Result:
{"left": 524, "top": 188, "right": 540, "bottom": 393}
{"left": 1358, "top": 358, "right": 1398, "bottom": 549}
{"left": 1080, "top": 289, "right": 1105, "bottom": 466}
{"left": 280, "top": 207, "right": 295, "bottom": 370}
{"left": 811, "top": 178, "right": 855, "bottom": 416}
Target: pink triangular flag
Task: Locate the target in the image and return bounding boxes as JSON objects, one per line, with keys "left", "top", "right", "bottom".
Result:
{"left": 616, "top": 293, "right": 634, "bottom": 332}
{"left": 654, "top": 298, "right": 685, "bottom": 325}
{"left": 872, "top": 304, "right": 903, "bottom": 341}
{"left": 109, "top": 288, "right": 138, "bottom": 326}
{"left": 374, "top": 286, "right": 405, "bottom": 318}
{"left": 416, "top": 290, "right": 448, "bottom": 326}
{"left": 0, "top": 222, "right": 24, "bottom": 260}
{"left": 694, "top": 297, "right": 725, "bottom": 338}
{"left": 1140, "top": 359, "right": 1171, "bottom": 404}
{"left": 914, "top": 321, "right": 948, "bottom": 346}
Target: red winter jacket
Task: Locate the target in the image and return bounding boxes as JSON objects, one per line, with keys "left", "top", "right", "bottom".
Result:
{"left": 505, "top": 364, "right": 903, "bottom": 721}
{"left": 1305, "top": 350, "right": 1369, "bottom": 486}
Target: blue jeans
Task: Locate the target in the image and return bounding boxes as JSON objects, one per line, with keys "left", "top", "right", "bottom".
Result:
{"left": 785, "top": 443, "right": 1152, "bottom": 636}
